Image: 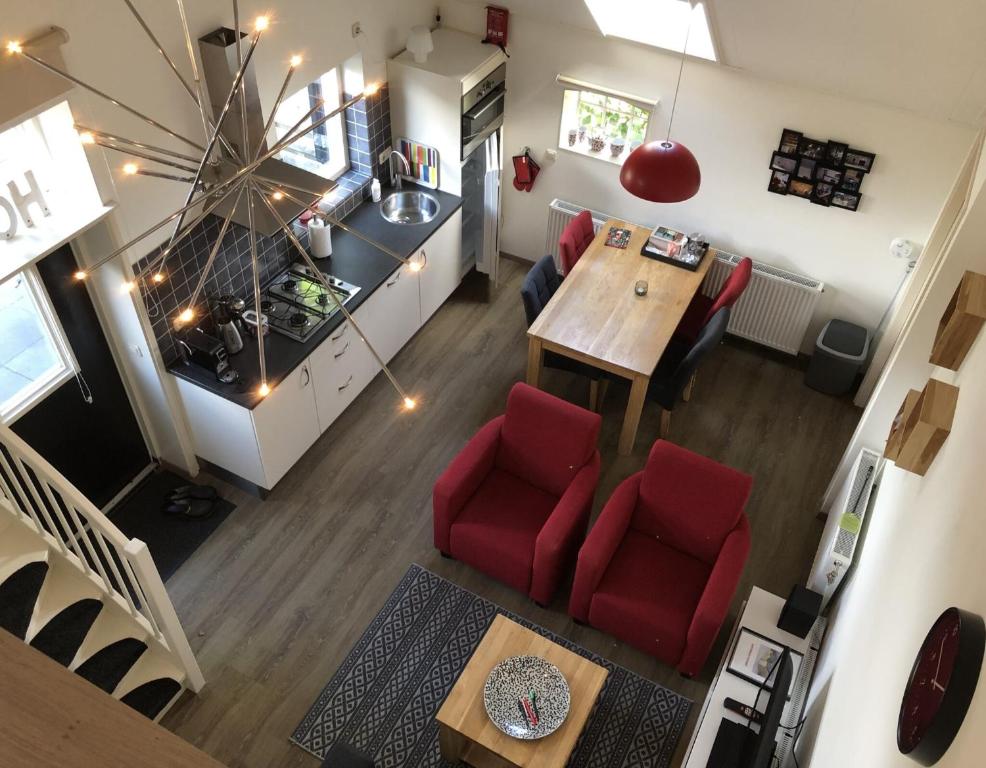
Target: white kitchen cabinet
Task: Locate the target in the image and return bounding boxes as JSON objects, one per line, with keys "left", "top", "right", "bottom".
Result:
{"left": 309, "top": 318, "right": 377, "bottom": 432}
{"left": 354, "top": 264, "right": 421, "bottom": 365}
{"left": 419, "top": 208, "right": 463, "bottom": 323}
{"left": 252, "top": 361, "right": 320, "bottom": 488}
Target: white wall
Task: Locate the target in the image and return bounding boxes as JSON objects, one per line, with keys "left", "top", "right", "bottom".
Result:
{"left": 800, "top": 140, "right": 986, "bottom": 767}
{"left": 3, "top": 0, "right": 433, "bottom": 469}
{"left": 442, "top": 2, "right": 977, "bottom": 350}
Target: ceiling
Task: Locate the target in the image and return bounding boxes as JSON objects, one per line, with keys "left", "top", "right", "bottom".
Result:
{"left": 454, "top": 0, "right": 986, "bottom": 125}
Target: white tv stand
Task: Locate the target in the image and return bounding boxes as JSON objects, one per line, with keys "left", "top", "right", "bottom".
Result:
{"left": 682, "top": 587, "right": 826, "bottom": 768}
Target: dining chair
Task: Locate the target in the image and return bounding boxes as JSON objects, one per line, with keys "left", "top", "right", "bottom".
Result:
{"left": 558, "top": 210, "right": 595, "bottom": 275}
{"left": 521, "top": 256, "right": 607, "bottom": 410}
{"left": 675, "top": 256, "right": 752, "bottom": 344}
{"left": 649, "top": 306, "right": 730, "bottom": 437}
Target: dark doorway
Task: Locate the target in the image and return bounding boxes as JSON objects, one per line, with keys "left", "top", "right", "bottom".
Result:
{"left": 11, "top": 245, "right": 150, "bottom": 507}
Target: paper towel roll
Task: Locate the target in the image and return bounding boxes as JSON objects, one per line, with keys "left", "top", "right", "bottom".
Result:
{"left": 309, "top": 218, "right": 332, "bottom": 258}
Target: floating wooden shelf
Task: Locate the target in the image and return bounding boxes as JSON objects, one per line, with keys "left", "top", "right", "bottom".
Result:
{"left": 890, "top": 379, "right": 958, "bottom": 476}
{"left": 885, "top": 389, "right": 921, "bottom": 462}
{"left": 930, "top": 270, "right": 986, "bottom": 371}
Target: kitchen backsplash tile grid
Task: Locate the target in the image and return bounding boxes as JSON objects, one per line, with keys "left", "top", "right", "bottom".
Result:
{"left": 136, "top": 84, "right": 393, "bottom": 364}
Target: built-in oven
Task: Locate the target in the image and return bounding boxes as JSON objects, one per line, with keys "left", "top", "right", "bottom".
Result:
{"left": 461, "top": 63, "right": 506, "bottom": 160}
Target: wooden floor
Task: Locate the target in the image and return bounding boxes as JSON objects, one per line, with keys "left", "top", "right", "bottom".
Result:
{"left": 161, "top": 259, "right": 860, "bottom": 767}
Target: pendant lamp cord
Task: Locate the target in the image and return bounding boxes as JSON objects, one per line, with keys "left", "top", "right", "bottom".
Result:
{"left": 666, "top": 4, "right": 694, "bottom": 144}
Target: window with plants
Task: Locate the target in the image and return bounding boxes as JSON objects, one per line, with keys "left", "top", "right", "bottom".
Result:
{"left": 559, "top": 88, "right": 651, "bottom": 165}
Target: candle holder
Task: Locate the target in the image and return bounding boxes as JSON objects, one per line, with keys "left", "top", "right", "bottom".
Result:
{"left": 634, "top": 280, "right": 648, "bottom": 296}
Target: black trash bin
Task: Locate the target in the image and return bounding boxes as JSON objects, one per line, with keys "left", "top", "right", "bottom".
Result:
{"left": 805, "top": 319, "right": 870, "bottom": 395}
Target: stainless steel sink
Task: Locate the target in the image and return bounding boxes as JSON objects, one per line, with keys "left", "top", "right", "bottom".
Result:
{"left": 380, "top": 190, "right": 441, "bottom": 225}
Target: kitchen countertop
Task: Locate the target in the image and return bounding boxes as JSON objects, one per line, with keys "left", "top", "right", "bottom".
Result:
{"left": 167, "top": 183, "right": 462, "bottom": 409}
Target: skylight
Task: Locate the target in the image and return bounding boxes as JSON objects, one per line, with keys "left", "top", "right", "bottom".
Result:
{"left": 584, "top": 0, "right": 717, "bottom": 62}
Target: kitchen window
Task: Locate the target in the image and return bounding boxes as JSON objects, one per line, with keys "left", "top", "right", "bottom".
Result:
{"left": 557, "top": 80, "right": 655, "bottom": 166}
{"left": 272, "top": 67, "right": 348, "bottom": 181}
{"left": 0, "top": 268, "right": 78, "bottom": 423}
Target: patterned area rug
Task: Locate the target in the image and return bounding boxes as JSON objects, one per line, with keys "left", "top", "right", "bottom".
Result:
{"left": 292, "top": 565, "right": 692, "bottom": 767}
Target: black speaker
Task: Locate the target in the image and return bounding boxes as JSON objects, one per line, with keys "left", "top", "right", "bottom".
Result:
{"left": 777, "top": 585, "right": 822, "bottom": 639}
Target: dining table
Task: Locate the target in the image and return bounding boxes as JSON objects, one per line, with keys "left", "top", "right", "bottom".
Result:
{"left": 526, "top": 218, "right": 715, "bottom": 455}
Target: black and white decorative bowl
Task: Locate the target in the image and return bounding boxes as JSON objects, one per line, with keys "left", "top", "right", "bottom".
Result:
{"left": 483, "top": 655, "right": 570, "bottom": 740}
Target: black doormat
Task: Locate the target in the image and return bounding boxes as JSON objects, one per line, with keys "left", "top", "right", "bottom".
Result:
{"left": 292, "top": 565, "right": 692, "bottom": 767}
{"left": 108, "top": 470, "right": 235, "bottom": 582}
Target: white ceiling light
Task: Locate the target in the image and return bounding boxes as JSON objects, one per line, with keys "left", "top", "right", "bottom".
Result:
{"left": 584, "top": 0, "right": 717, "bottom": 62}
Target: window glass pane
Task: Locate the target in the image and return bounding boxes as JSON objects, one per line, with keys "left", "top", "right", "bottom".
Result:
{"left": 0, "top": 273, "right": 68, "bottom": 416}
{"left": 560, "top": 86, "right": 651, "bottom": 163}
{"left": 272, "top": 67, "right": 348, "bottom": 181}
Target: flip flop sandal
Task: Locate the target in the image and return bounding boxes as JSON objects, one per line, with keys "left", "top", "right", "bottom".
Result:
{"left": 163, "top": 498, "right": 215, "bottom": 519}
{"left": 168, "top": 485, "right": 218, "bottom": 502}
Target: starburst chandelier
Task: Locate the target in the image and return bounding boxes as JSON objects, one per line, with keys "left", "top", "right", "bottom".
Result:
{"left": 6, "top": 1, "right": 418, "bottom": 409}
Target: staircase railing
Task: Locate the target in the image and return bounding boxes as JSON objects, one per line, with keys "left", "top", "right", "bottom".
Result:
{"left": 0, "top": 423, "right": 204, "bottom": 692}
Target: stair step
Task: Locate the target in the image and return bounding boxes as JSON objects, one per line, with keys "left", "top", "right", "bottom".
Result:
{"left": 27, "top": 558, "right": 102, "bottom": 641}
{"left": 76, "top": 637, "right": 148, "bottom": 693}
{"left": 0, "top": 561, "right": 49, "bottom": 639}
{"left": 120, "top": 677, "right": 183, "bottom": 720}
{"left": 71, "top": 606, "right": 147, "bottom": 672}
{"left": 29, "top": 598, "right": 103, "bottom": 667}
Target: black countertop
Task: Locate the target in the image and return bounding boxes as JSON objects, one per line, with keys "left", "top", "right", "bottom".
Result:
{"left": 167, "top": 183, "right": 462, "bottom": 409}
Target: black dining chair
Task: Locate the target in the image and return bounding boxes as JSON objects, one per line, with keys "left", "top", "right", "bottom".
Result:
{"left": 521, "top": 256, "right": 607, "bottom": 410}
{"left": 647, "top": 306, "right": 730, "bottom": 438}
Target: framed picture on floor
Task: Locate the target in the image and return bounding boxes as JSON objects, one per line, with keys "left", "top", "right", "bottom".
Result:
{"left": 726, "top": 627, "right": 804, "bottom": 697}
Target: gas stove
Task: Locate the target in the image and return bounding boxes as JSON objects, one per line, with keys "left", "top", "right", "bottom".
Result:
{"left": 259, "top": 264, "right": 360, "bottom": 342}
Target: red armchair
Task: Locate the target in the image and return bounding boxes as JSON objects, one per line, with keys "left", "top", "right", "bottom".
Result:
{"left": 434, "top": 383, "right": 602, "bottom": 606}
{"left": 569, "top": 440, "right": 752, "bottom": 677}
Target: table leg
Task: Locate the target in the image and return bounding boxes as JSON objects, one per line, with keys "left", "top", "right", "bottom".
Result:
{"left": 618, "top": 374, "right": 649, "bottom": 455}
{"left": 526, "top": 338, "right": 544, "bottom": 389}
{"left": 438, "top": 723, "right": 469, "bottom": 764}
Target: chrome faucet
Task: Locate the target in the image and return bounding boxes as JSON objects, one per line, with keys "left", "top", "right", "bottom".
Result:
{"left": 389, "top": 149, "right": 411, "bottom": 191}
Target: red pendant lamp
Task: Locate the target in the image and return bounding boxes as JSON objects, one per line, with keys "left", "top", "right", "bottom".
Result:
{"left": 620, "top": 2, "right": 700, "bottom": 203}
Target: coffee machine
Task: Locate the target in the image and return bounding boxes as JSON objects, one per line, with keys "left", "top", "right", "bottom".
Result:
{"left": 177, "top": 327, "right": 238, "bottom": 384}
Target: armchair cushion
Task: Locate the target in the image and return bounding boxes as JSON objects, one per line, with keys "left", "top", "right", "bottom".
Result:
{"left": 636, "top": 440, "right": 753, "bottom": 564}
{"left": 449, "top": 468, "right": 557, "bottom": 594}
{"left": 496, "top": 383, "right": 601, "bottom": 498}
{"left": 588, "top": 531, "right": 711, "bottom": 665}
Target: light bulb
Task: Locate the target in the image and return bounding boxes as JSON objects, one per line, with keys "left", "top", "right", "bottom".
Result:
{"left": 254, "top": 15, "right": 269, "bottom": 31}
{"left": 271, "top": 190, "right": 284, "bottom": 201}
{"left": 121, "top": 280, "right": 136, "bottom": 293}
{"left": 78, "top": 131, "right": 95, "bottom": 145}
{"left": 403, "top": 397, "right": 417, "bottom": 410}
{"left": 151, "top": 272, "right": 165, "bottom": 283}
{"left": 6, "top": 41, "right": 23, "bottom": 55}
{"left": 123, "top": 162, "right": 139, "bottom": 176}
{"left": 289, "top": 54, "right": 303, "bottom": 67}
{"left": 408, "top": 252, "right": 426, "bottom": 273}
{"left": 363, "top": 82, "right": 380, "bottom": 97}
{"left": 73, "top": 270, "right": 88, "bottom": 281}
{"left": 258, "top": 382, "right": 271, "bottom": 397}
{"left": 178, "top": 308, "right": 194, "bottom": 324}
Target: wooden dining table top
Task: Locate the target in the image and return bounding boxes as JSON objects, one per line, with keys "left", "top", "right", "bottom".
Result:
{"left": 527, "top": 219, "right": 715, "bottom": 379}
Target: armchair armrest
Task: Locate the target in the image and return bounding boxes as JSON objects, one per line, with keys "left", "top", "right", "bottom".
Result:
{"left": 531, "top": 451, "right": 601, "bottom": 605}
{"left": 432, "top": 416, "right": 504, "bottom": 553}
{"left": 678, "top": 515, "right": 751, "bottom": 677}
{"left": 568, "top": 472, "right": 640, "bottom": 622}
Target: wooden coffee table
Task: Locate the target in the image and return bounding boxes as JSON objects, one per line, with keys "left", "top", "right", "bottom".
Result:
{"left": 436, "top": 615, "right": 608, "bottom": 768}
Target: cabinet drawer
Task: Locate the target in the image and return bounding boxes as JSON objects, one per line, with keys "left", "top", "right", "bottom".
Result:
{"left": 310, "top": 328, "right": 376, "bottom": 432}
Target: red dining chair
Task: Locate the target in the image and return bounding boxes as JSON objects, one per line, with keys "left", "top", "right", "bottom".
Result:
{"left": 559, "top": 210, "right": 595, "bottom": 275}
{"left": 675, "top": 257, "right": 752, "bottom": 344}
{"left": 569, "top": 439, "right": 752, "bottom": 677}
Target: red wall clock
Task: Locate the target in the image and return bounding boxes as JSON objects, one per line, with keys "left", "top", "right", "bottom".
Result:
{"left": 897, "top": 607, "right": 985, "bottom": 765}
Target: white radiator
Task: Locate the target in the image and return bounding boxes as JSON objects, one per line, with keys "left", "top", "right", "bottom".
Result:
{"left": 545, "top": 199, "right": 825, "bottom": 355}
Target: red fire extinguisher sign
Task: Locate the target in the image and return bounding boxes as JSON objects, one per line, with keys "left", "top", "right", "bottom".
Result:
{"left": 484, "top": 5, "right": 509, "bottom": 48}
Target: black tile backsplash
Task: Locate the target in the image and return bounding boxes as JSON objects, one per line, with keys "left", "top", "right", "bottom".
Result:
{"left": 136, "top": 84, "right": 394, "bottom": 364}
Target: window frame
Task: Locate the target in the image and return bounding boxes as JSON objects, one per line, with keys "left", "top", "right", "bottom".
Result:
{"left": 556, "top": 80, "right": 658, "bottom": 166}
{"left": 271, "top": 66, "right": 350, "bottom": 182}
{"left": 0, "top": 265, "right": 79, "bottom": 424}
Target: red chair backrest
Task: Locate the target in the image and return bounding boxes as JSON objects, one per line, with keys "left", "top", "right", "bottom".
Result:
{"left": 496, "top": 382, "right": 601, "bottom": 498}
{"left": 633, "top": 440, "right": 752, "bottom": 564}
{"left": 703, "top": 257, "right": 752, "bottom": 327}
{"left": 558, "top": 210, "right": 595, "bottom": 275}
